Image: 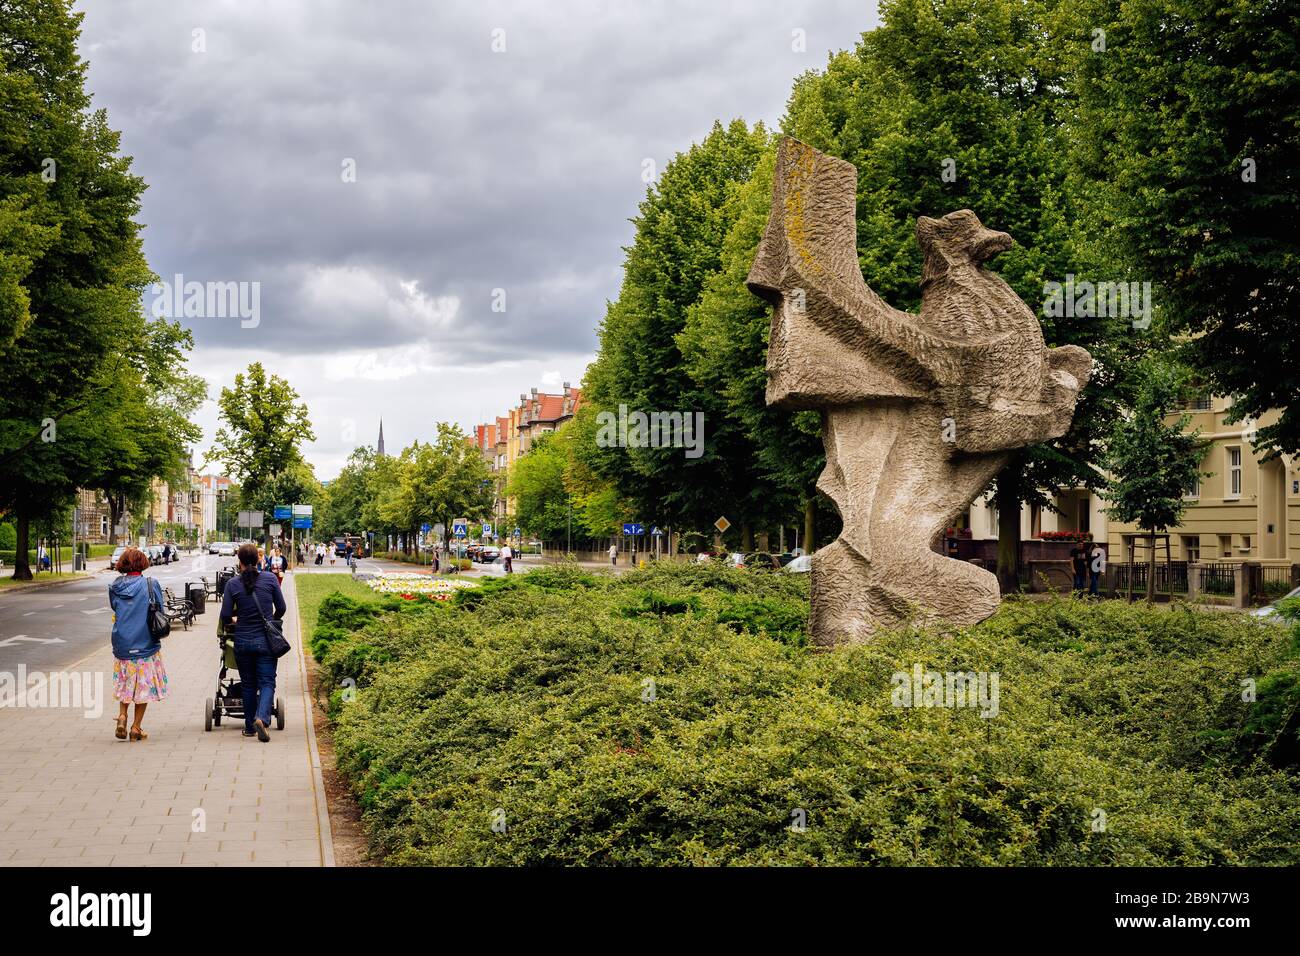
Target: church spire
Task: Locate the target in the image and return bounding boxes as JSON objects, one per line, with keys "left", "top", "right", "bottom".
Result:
{"left": 377, "top": 419, "right": 386, "bottom": 456}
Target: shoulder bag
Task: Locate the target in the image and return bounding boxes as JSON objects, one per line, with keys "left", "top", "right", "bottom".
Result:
{"left": 244, "top": 577, "right": 292, "bottom": 658}
{"left": 146, "top": 577, "right": 171, "bottom": 641}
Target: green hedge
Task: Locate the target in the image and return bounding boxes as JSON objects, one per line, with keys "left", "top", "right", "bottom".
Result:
{"left": 317, "top": 562, "right": 1300, "bottom": 865}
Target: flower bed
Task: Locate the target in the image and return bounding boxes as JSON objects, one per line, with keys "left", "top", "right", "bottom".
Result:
{"left": 365, "top": 574, "right": 478, "bottom": 598}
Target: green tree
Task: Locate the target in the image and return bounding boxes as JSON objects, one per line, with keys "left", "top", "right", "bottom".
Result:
{"left": 678, "top": 146, "right": 826, "bottom": 551}
{"left": 583, "top": 119, "right": 772, "bottom": 540}
{"left": 506, "top": 431, "right": 573, "bottom": 542}
{"left": 1069, "top": 0, "right": 1300, "bottom": 455}
{"left": 318, "top": 446, "right": 376, "bottom": 539}
{"left": 205, "top": 361, "right": 316, "bottom": 535}
{"left": 1103, "top": 357, "right": 1205, "bottom": 602}
{"left": 0, "top": 0, "right": 161, "bottom": 578}
{"left": 781, "top": 0, "right": 1132, "bottom": 587}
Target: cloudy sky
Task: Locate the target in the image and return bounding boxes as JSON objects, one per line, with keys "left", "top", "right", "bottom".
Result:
{"left": 76, "top": 0, "right": 876, "bottom": 479}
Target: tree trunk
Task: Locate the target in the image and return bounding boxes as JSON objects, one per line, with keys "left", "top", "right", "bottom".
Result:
{"left": 12, "top": 511, "right": 33, "bottom": 580}
{"left": 107, "top": 493, "right": 122, "bottom": 546}
{"left": 803, "top": 498, "right": 816, "bottom": 554}
{"left": 741, "top": 522, "right": 753, "bottom": 553}
{"left": 1145, "top": 531, "right": 1156, "bottom": 603}
{"left": 996, "top": 483, "right": 1021, "bottom": 593}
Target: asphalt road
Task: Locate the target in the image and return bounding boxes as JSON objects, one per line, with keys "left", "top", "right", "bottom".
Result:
{"left": 0, "top": 553, "right": 226, "bottom": 676}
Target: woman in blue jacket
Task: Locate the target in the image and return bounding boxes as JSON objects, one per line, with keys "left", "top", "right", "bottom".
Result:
{"left": 109, "top": 547, "right": 169, "bottom": 741}
{"left": 219, "top": 542, "right": 286, "bottom": 741}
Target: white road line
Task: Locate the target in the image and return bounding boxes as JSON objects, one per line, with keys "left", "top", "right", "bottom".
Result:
{"left": 52, "top": 604, "right": 63, "bottom": 609}
{"left": 80, "top": 607, "right": 111, "bottom": 615}
{"left": 22, "top": 611, "right": 34, "bottom": 617}
{"left": 0, "top": 634, "right": 66, "bottom": 646}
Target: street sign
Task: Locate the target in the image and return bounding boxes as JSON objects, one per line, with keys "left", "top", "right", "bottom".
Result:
{"left": 513, "top": 527, "right": 521, "bottom": 537}
{"left": 623, "top": 522, "right": 645, "bottom": 535}
{"left": 292, "top": 517, "right": 313, "bottom": 529}
{"left": 237, "top": 510, "right": 264, "bottom": 527}
{"left": 651, "top": 526, "right": 664, "bottom": 536}
{"left": 452, "top": 522, "right": 468, "bottom": 538}
{"left": 420, "top": 523, "right": 431, "bottom": 534}
{"left": 292, "top": 503, "right": 313, "bottom": 516}
{"left": 714, "top": 516, "right": 731, "bottom": 534}
{"left": 269, "top": 523, "right": 282, "bottom": 537}
{"left": 273, "top": 505, "right": 292, "bottom": 520}
{"left": 483, "top": 523, "right": 493, "bottom": 537}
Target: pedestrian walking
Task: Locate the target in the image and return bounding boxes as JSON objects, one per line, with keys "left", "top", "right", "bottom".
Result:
{"left": 1088, "top": 542, "right": 1106, "bottom": 597}
{"left": 502, "top": 542, "right": 513, "bottom": 574}
{"left": 609, "top": 542, "right": 618, "bottom": 567}
{"left": 1070, "top": 544, "right": 1088, "bottom": 595}
{"left": 36, "top": 540, "right": 48, "bottom": 573}
{"left": 267, "top": 547, "right": 287, "bottom": 583}
{"left": 219, "top": 543, "right": 286, "bottom": 742}
{"left": 108, "top": 547, "right": 169, "bottom": 741}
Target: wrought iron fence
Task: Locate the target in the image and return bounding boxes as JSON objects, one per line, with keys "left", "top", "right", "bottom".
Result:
{"left": 1113, "top": 561, "right": 1191, "bottom": 595}
{"left": 1259, "top": 565, "right": 1296, "bottom": 601}
{"left": 1197, "top": 562, "right": 1238, "bottom": 597}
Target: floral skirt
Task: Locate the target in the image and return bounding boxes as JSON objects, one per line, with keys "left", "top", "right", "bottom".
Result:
{"left": 112, "top": 652, "right": 169, "bottom": 704}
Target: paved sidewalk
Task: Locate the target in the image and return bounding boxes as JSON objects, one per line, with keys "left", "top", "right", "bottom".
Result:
{"left": 0, "top": 574, "right": 333, "bottom": 866}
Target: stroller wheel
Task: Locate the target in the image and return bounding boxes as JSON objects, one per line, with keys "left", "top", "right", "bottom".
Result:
{"left": 204, "top": 698, "right": 213, "bottom": 732}
{"left": 275, "top": 696, "right": 285, "bottom": 730}
{"left": 212, "top": 700, "right": 222, "bottom": 726}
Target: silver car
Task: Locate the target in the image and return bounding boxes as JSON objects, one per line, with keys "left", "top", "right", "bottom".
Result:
{"left": 1250, "top": 585, "right": 1300, "bottom": 620}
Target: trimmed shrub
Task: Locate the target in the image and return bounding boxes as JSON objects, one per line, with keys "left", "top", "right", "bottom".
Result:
{"left": 322, "top": 563, "right": 1300, "bottom": 865}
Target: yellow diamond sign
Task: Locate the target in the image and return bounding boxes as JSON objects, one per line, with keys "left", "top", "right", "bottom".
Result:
{"left": 714, "top": 516, "right": 731, "bottom": 534}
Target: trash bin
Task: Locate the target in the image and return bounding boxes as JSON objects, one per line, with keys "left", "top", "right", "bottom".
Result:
{"left": 74, "top": 554, "right": 85, "bottom": 571}
{"left": 187, "top": 583, "right": 206, "bottom": 614}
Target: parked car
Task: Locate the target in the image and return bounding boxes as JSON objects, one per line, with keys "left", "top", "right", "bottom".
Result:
{"left": 477, "top": 546, "right": 501, "bottom": 564}
{"left": 109, "top": 546, "right": 128, "bottom": 570}
{"left": 1250, "top": 585, "right": 1300, "bottom": 620}
{"left": 742, "top": 552, "right": 781, "bottom": 571}
{"left": 466, "top": 544, "right": 483, "bottom": 561}
{"left": 784, "top": 555, "right": 813, "bottom": 573}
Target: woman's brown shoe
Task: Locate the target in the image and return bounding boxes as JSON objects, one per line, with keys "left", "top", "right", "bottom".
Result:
{"left": 254, "top": 719, "right": 270, "bottom": 742}
{"left": 129, "top": 726, "right": 148, "bottom": 741}
{"left": 115, "top": 716, "right": 128, "bottom": 740}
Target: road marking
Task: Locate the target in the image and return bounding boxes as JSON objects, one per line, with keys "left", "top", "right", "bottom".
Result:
{"left": 80, "top": 607, "right": 111, "bottom": 615}
{"left": 52, "top": 604, "right": 63, "bottom": 609}
{"left": 0, "top": 635, "right": 66, "bottom": 646}
{"left": 22, "top": 612, "right": 34, "bottom": 617}
{"left": 77, "top": 596, "right": 88, "bottom": 602}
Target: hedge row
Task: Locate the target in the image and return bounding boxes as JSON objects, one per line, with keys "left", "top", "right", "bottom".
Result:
{"left": 313, "top": 562, "right": 1300, "bottom": 865}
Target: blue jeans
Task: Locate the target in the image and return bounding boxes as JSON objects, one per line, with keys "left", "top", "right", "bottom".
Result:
{"left": 1073, "top": 571, "right": 1086, "bottom": 593}
{"left": 1088, "top": 571, "right": 1101, "bottom": 596}
{"left": 233, "top": 645, "right": 277, "bottom": 731}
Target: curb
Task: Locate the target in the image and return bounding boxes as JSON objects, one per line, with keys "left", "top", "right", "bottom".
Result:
{"left": 285, "top": 574, "right": 337, "bottom": 867}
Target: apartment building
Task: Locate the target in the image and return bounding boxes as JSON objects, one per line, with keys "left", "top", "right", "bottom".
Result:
{"left": 1104, "top": 398, "right": 1298, "bottom": 564}
{"left": 475, "top": 383, "right": 583, "bottom": 527}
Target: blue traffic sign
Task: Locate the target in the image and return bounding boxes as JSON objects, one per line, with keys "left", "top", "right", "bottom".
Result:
{"left": 513, "top": 527, "right": 521, "bottom": 537}
{"left": 483, "top": 523, "right": 494, "bottom": 537}
{"left": 452, "top": 523, "right": 468, "bottom": 538}
{"left": 420, "top": 523, "right": 431, "bottom": 533}
{"left": 273, "top": 505, "right": 292, "bottom": 520}
{"left": 623, "top": 522, "right": 645, "bottom": 535}
{"left": 292, "top": 516, "right": 313, "bottom": 529}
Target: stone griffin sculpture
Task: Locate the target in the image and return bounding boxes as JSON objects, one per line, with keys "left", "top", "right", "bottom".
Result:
{"left": 747, "top": 138, "right": 1092, "bottom": 645}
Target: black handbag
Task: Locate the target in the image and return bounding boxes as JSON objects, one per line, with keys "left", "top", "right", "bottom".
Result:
{"left": 146, "top": 578, "right": 171, "bottom": 640}
{"left": 244, "top": 579, "right": 291, "bottom": 658}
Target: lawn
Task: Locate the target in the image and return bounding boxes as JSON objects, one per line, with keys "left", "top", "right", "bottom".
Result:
{"left": 306, "top": 563, "right": 1300, "bottom": 866}
{"left": 294, "top": 574, "right": 382, "bottom": 651}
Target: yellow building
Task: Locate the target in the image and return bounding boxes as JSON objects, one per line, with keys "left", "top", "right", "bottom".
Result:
{"left": 1104, "top": 398, "right": 1298, "bottom": 565}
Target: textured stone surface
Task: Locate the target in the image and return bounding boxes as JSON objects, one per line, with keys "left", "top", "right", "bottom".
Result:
{"left": 748, "top": 138, "right": 1091, "bottom": 644}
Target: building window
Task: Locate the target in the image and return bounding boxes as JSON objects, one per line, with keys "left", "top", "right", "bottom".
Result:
{"left": 1190, "top": 394, "right": 1211, "bottom": 411}
{"left": 1218, "top": 534, "right": 1232, "bottom": 557}
{"left": 1240, "top": 534, "right": 1252, "bottom": 553}
{"left": 1184, "top": 471, "right": 1200, "bottom": 499}
{"left": 1182, "top": 535, "right": 1200, "bottom": 562}
{"left": 1226, "top": 446, "right": 1242, "bottom": 498}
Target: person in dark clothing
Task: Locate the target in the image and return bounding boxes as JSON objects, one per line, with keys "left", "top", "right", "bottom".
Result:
{"left": 1069, "top": 544, "right": 1088, "bottom": 595}
{"left": 219, "top": 542, "right": 286, "bottom": 742}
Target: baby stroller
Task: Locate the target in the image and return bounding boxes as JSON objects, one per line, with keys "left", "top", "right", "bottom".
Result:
{"left": 204, "top": 615, "right": 285, "bottom": 732}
